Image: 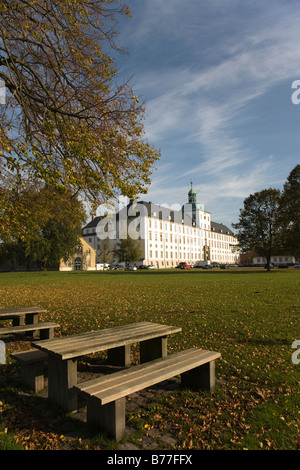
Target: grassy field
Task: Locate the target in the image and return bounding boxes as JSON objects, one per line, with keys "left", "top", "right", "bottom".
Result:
{"left": 0, "top": 268, "right": 299, "bottom": 450}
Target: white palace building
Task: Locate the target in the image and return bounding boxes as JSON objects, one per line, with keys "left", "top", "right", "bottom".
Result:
{"left": 82, "top": 185, "right": 240, "bottom": 268}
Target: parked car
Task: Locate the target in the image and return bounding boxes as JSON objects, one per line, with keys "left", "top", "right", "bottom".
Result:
{"left": 294, "top": 264, "right": 300, "bottom": 268}
{"left": 194, "top": 261, "right": 211, "bottom": 268}
{"left": 176, "top": 262, "right": 191, "bottom": 269}
{"left": 128, "top": 266, "right": 137, "bottom": 271}
{"left": 181, "top": 264, "right": 191, "bottom": 269}
{"left": 146, "top": 264, "right": 156, "bottom": 269}
{"left": 97, "top": 263, "right": 110, "bottom": 271}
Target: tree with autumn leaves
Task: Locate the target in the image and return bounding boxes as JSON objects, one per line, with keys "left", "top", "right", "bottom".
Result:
{"left": 0, "top": 184, "right": 86, "bottom": 269}
{"left": 0, "top": 0, "right": 159, "bottom": 209}
{"left": 277, "top": 164, "right": 300, "bottom": 256}
{"left": 233, "top": 188, "right": 281, "bottom": 271}
{"left": 113, "top": 236, "right": 143, "bottom": 269}
{"left": 0, "top": 0, "right": 159, "bottom": 265}
{"left": 233, "top": 165, "right": 300, "bottom": 270}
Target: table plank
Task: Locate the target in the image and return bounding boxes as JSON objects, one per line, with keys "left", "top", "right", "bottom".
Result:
{"left": 59, "top": 327, "right": 180, "bottom": 360}
{"left": 0, "top": 307, "right": 47, "bottom": 318}
{"left": 33, "top": 323, "right": 160, "bottom": 350}
{"left": 33, "top": 322, "right": 182, "bottom": 360}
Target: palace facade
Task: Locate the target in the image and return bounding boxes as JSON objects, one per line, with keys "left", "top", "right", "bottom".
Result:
{"left": 82, "top": 186, "right": 240, "bottom": 268}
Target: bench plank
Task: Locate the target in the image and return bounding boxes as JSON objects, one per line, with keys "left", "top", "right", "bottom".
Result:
{"left": 76, "top": 348, "right": 220, "bottom": 405}
{"left": 78, "top": 348, "right": 212, "bottom": 394}
{"left": 0, "top": 322, "right": 59, "bottom": 334}
{"left": 11, "top": 349, "right": 48, "bottom": 364}
{"left": 0, "top": 322, "right": 59, "bottom": 340}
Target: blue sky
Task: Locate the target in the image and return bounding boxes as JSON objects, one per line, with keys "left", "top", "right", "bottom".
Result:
{"left": 113, "top": 0, "right": 300, "bottom": 228}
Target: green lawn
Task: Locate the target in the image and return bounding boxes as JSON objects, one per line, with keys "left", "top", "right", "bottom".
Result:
{"left": 0, "top": 268, "right": 299, "bottom": 450}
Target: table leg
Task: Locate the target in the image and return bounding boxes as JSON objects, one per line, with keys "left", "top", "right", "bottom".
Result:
{"left": 140, "top": 336, "right": 167, "bottom": 363}
{"left": 107, "top": 345, "right": 131, "bottom": 367}
{"left": 12, "top": 316, "right": 25, "bottom": 326}
{"left": 25, "top": 313, "right": 39, "bottom": 325}
{"left": 25, "top": 313, "right": 39, "bottom": 338}
{"left": 48, "top": 355, "right": 78, "bottom": 412}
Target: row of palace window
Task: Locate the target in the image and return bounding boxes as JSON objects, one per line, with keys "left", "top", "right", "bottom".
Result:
{"left": 147, "top": 251, "right": 237, "bottom": 261}
{"left": 148, "top": 229, "right": 235, "bottom": 243}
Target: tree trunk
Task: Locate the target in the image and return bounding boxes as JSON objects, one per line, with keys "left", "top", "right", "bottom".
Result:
{"left": 266, "top": 253, "right": 271, "bottom": 271}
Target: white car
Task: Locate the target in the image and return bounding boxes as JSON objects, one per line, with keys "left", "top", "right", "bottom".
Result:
{"left": 97, "top": 263, "right": 110, "bottom": 270}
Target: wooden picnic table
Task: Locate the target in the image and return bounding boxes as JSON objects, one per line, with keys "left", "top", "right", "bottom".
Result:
{"left": 32, "top": 321, "right": 182, "bottom": 411}
{"left": 0, "top": 307, "right": 47, "bottom": 326}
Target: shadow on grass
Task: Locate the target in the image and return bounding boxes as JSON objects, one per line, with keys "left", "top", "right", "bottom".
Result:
{"left": 0, "top": 359, "right": 183, "bottom": 450}
{"left": 0, "top": 373, "right": 92, "bottom": 448}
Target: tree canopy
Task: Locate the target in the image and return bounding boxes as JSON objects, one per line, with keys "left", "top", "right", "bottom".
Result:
{"left": 113, "top": 236, "right": 142, "bottom": 268}
{"left": 0, "top": 0, "right": 160, "bottom": 211}
{"left": 0, "top": 183, "right": 85, "bottom": 269}
{"left": 233, "top": 165, "right": 300, "bottom": 267}
{"left": 232, "top": 188, "right": 281, "bottom": 270}
{"left": 278, "top": 164, "right": 300, "bottom": 255}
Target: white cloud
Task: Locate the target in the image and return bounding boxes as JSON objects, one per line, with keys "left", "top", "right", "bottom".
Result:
{"left": 119, "top": 1, "right": 300, "bottom": 225}
{"left": 139, "top": 5, "right": 300, "bottom": 176}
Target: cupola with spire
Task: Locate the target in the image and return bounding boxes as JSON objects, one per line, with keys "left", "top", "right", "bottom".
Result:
{"left": 182, "top": 181, "right": 203, "bottom": 214}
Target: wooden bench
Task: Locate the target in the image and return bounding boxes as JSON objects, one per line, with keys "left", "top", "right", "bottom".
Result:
{"left": 74, "top": 348, "right": 221, "bottom": 441}
{"left": 11, "top": 349, "right": 48, "bottom": 393}
{"left": 0, "top": 322, "right": 59, "bottom": 340}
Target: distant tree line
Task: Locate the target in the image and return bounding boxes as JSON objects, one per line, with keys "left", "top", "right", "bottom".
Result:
{"left": 233, "top": 164, "right": 300, "bottom": 270}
